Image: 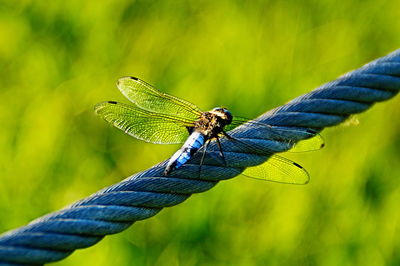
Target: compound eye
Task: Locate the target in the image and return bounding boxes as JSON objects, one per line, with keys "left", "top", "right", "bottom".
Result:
{"left": 224, "top": 110, "right": 233, "bottom": 124}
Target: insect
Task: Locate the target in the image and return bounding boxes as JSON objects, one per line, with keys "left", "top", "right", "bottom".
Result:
{"left": 95, "top": 77, "right": 324, "bottom": 184}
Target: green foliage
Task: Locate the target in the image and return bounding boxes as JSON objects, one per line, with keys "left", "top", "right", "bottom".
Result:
{"left": 0, "top": 1, "right": 399, "bottom": 265}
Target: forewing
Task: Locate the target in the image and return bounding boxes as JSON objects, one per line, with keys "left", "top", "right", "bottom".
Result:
{"left": 226, "top": 117, "right": 325, "bottom": 152}
{"left": 95, "top": 101, "right": 193, "bottom": 144}
{"left": 117, "top": 77, "right": 202, "bottom": 120}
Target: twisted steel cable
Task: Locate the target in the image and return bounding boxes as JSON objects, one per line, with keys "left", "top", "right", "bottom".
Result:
{"left": 0, "top": 49, "right": 399, "bottom": 265}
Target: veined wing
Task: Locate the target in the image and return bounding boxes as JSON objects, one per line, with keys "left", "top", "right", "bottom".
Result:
{"left": 242, "top": 155, "right": 310, "bottom": 185}
{"left": 117, "top": 77, "right": 202, "bottom": 120}
{"left": 225, "top": 135, "right": 310, "bottom": 184}
{"left": 225, "top": 117, "right": 325, "bottom": 152}
{"left": 95, "top": 101, "right": 194, "bottom": 144}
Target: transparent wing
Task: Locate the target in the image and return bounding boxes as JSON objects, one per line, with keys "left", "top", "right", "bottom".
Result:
{"left": 117, "top": 77, "right": 202, "bottom": 120}
{"left": 95, "top": 101, "right": 194, "bottom": 144}
{"left": 225, "top": 136, "right": 310, "bottom": 185}
{"left": 226, "top": 116, "right": 325, "bottom": 152}
{"left": 241, "top": 155, "right": 310, "bottom": 185}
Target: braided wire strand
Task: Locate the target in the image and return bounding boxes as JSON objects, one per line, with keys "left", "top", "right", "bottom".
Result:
{"left": 0, "top": 49, "right": 399, "bottom": 265}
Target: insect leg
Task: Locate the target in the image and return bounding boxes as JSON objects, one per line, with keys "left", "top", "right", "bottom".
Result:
{"left": 198, "top": 140, "right": 210, "bottom": 178}
{"left": 215, "top": 136, "right": 227, "bottom": 166}
{"left": 222, "top": 131, "right": 234, "bottom": 140}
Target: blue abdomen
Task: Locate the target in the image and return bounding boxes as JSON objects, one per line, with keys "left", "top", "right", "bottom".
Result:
{"left": 164, "top": 131, "right": 206, "bottom": 175}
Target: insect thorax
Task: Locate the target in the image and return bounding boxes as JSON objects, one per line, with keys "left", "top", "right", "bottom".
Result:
{"left": 195, "top": 108, "right": 232, "bottom": 138}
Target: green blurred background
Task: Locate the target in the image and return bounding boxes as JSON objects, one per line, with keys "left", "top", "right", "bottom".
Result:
{"left": 1, "top": 0, "right": 399, "bottom": 265}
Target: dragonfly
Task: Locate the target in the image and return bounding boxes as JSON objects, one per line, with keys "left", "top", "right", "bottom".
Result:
{"left": 95, "top": 77, "right": 324, "bottom": 184}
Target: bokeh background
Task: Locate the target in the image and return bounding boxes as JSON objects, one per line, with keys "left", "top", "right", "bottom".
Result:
{"left": 1, "top": 0, "right": 400, "bottom": 265}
